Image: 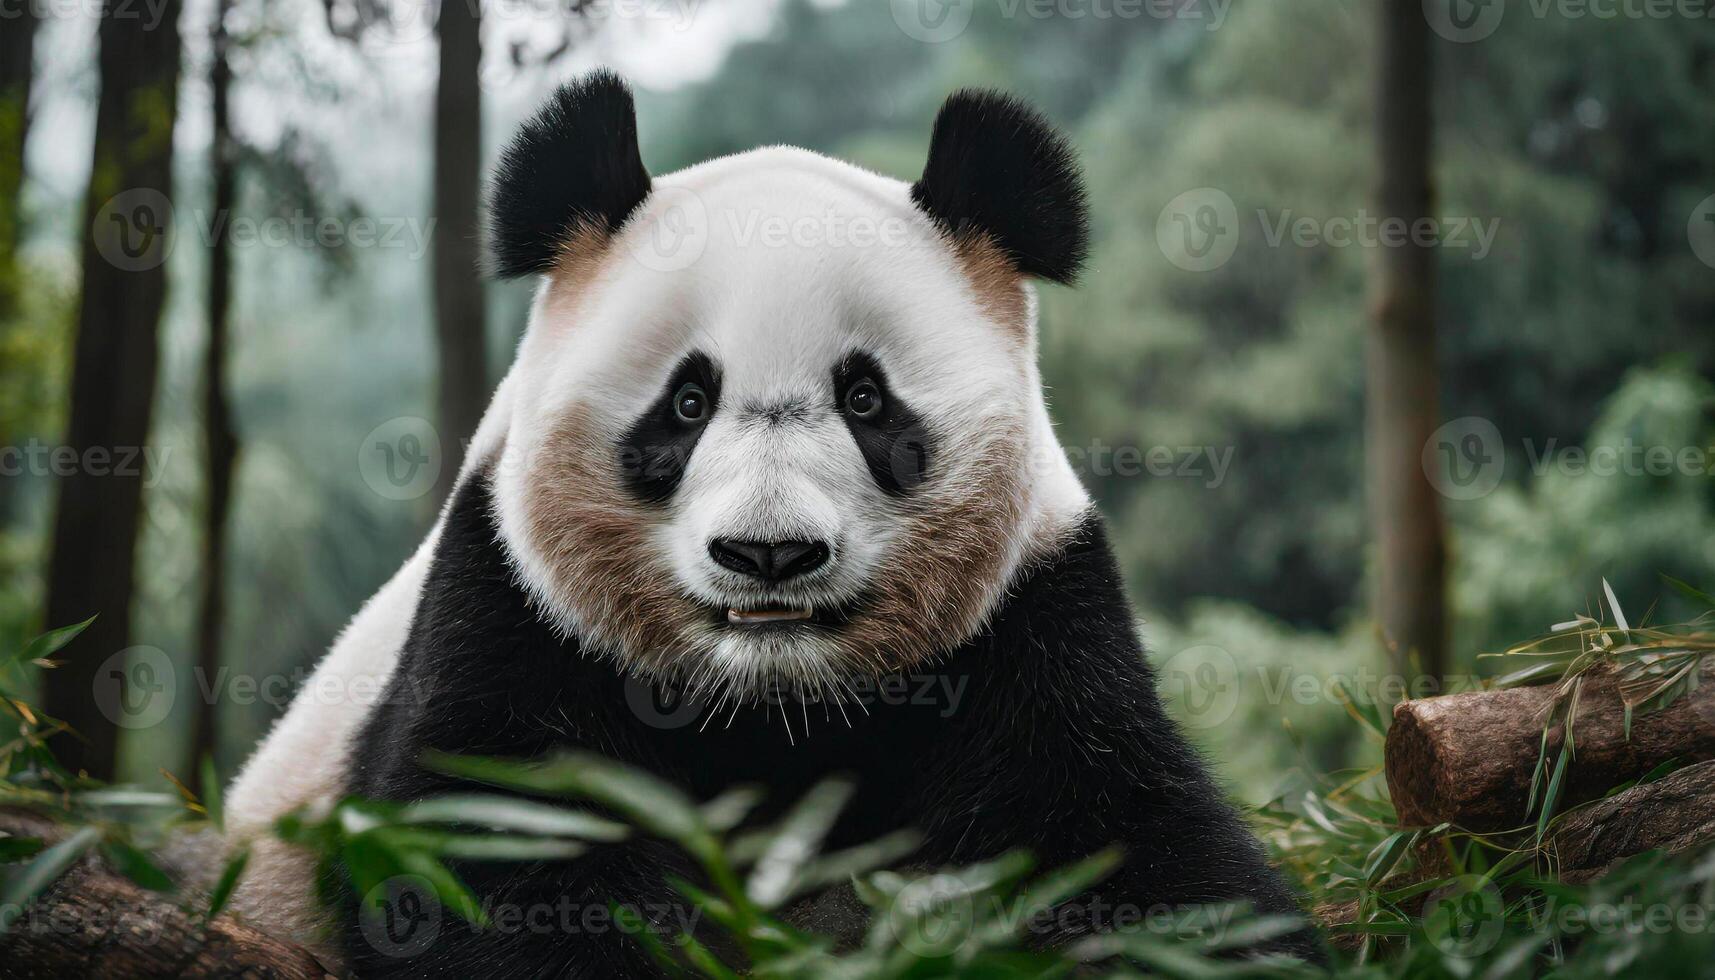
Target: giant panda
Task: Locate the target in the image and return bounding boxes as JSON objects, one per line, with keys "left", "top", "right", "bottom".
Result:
{"left": 225, "top": 71, "right": 1321, "bottom": 974}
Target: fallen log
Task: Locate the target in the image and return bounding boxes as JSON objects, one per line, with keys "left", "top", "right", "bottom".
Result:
{"left": 1317, "top": 759, "right": 1715, "bottom": 946}
{"left": 1550, "top": 758, "right": 1715, "bottom": 884}
{"left": 0, "top": 809, "right": 335, "bottom": 979}
{"left": 1385, "top": 669, "right": 1715, "bottom": 832}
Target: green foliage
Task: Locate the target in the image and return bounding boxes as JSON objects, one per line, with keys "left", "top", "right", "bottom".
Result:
{"left": 5, "top": 618, "right": 1715, "bottom": 976}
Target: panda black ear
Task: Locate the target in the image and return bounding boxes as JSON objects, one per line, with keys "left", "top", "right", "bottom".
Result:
{"left": 486, "top": 70, "right": 653, "bottom": 280}
{"left": 910, "top": 90, "right": 1089, "bottom": 285}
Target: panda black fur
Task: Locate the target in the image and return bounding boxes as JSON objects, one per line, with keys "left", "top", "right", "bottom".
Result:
{"left": 225, "top": 71, "right": 1323, "bottom": 974}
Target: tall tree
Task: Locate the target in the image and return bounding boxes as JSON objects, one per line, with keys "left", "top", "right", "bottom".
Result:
{"left": 0, "top": 0, "right": 37, "bottom": 318}
{"left": 191, "top": 0, "right": 241, "bottom": 789}
{"left": 431, "top": 0, "right": 486, "bottom": 503}
{"left": 1365, "top": 1, "right": 1447, "bottom": 679}
{"left": 43, "top": 0, "right": 186, "bottom": 779}
{"left": 0, "top": 5, "right": 39, "bottom": 524}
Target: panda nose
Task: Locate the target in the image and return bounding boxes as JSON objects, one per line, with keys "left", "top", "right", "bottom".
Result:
{"left": 708, "top": 539, "right": 830, "bottom": 583}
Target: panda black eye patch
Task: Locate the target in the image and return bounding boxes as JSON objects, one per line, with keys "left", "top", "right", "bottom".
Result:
{"left": 619, "top": 352, "right": 722, "bottom": 504}
{"left": 833, "top": 352, "right": 931, "bottom": 495}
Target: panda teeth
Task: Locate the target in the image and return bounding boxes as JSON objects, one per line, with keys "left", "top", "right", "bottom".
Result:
{"left": 727, "top": 606, "right": 815, "bottom": 625}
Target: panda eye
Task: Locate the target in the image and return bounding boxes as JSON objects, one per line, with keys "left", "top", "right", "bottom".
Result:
{"left": 844, "top": 379, "right": 883, "bottom": 421}
{"left": 674, "top": 383, "right": 710, "bottom": 424}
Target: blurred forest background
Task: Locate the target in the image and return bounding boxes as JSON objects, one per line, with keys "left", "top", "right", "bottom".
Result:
{"left": 0, "top": 0, "right": 1712, "bottom": 804}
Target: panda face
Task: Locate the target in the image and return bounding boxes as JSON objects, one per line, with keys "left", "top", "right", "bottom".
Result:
{"left": 485, "top": 75, "right": 1090, "bottom": 701}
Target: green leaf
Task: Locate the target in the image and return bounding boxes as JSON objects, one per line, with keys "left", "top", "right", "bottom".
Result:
{"left": 102, "top": 839, "right": 176, "bottom": 892}
{"left": 13, "top": 617, "right": 97, "bottom": 668}
{"left": 1362, "top": 830, "right": 1417, "bottom": 885}
{"left": 200, "top": 756, "right": 223, "bottom": 831}
{"left": 1535, "top": 749, "right": 1572, "bottom": 843}
{"left": 610, "top": 902, "right": 687, "bottom": 976}
{"left": 1200, "top": 912, "right": 1310, "bottom": 954}
{"left": 0, "top": 835, "right": 44, "bottom": 863}
{"left": 700, "top": 785, "right": 764, "bottom": 834}
{"left": 391, "top": 848, "right": 488, "bottom": 928}
{"left": 1603, "top": 579, "right": 1630, "bottom": 634}
{"left": 381, "top": 826, "right": 586, "bottom": 862}
{"left": 1663, "top": 575, "right": 1715, "bottom": 611}
{"left": 1012, "top": 847, "right": 1123, "bottom": 919}
{"left": 792, "top": 830, "right": 922, "bottom": 898}
{"left": 400, "top": 794, "right": 629, "bottom": 842}
{"left": 428, "top": 752, "right": 713, "bottom": 857}
{"left": 675, "top": 931, "right": 743, "bottom": 980}
{"left": 746, "top": 779, "right": 853, "bottom": 908}
{"left": 0, "top": 825, "right": 101, "bottom": 933}
{"left": 1330, "top": 677, "right": 1387, "bottom": 737}
{"left": 73, "top": 789, "right": 184, "bottom": 809}
{"left": 204, "top": 847, "right": 250, "bottom": 920}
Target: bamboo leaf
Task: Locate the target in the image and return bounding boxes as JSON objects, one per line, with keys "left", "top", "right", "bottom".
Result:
{"left": 1362, "top": 830, "right": 1417, "bottom": 885}
{"left": 1603, "top": 579, "right": 1630, "bottom": 634}
{"left": 1535, "top": 749, "right": 1572, "bottom": 843}
{"left": 0, "top": 835, "right": 44, "bottom": 863}
{"left": 102, "top": 839, "right": 176, "bottom": 892}
{"left": 12, "top": 617, "right": 97, "bottom": 668}
{"left": 0, "top": 825, "right": 101, "bottom": 932}
{"left": 1663, "top": 575, "right": 1715, "bottom": 611}
{"left": 746, "top": 779, "right": 853, "bottom": 908}
{"left": 200, "top": 756, "right": 223, "bottom": 831}
{"left": 204, "top": 847, "right": 249, "bottom": 921}
{"left": 400, "top": 794, "right": 628, "bottom": 842}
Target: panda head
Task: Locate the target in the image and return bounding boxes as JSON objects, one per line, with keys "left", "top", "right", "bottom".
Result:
{"left": 484, "top": 71, "right": 1091, "bottom": 699}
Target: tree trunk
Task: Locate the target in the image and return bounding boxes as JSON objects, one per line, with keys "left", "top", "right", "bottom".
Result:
{"left": 191, "top": 0, "right": 240, "bottom": 792}
{"left": 431, "top": 0, "right": 487, "bottom": 505}
{"left": 41, "top": 0, "right": 185, "bottom": 780}
{"left": 1365, "top": 0, "right": 1447, "bottom": 680}
{"left": 0, "top": 0, "right": 37, "bottom": 315}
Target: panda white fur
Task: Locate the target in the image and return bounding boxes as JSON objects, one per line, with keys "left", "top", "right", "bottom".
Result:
{"left": 225, "top": 71, "right": 1320, "bottom": 973}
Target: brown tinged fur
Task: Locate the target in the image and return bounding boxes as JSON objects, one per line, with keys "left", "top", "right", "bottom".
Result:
{"left": 520, "top": 404, "right": 1039, "bottom": 688}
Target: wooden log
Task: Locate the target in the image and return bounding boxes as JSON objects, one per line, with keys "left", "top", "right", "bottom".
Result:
{"left": 1550, "top": 759, "right": 1715, "bottom": 884}
{"left": 1317, "top": 759, "right": 1715, "bottom": 945}
{"left": 1385, "top": 669, "right": 1715, "bottom": 831}
{"left": 0, "top": 810, "right": 335, "bottom": 979}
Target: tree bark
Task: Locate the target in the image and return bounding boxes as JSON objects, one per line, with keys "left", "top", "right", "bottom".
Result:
{"left": 41, "top": 0, "right": 185, "bottom": 780}
{"left": 1385, "top": 670, "right": 1715, "bottom": 832}
{"left": 0, "top": 0, "right": 37, "bottom": 313}
{"left": 1549, "top": 759, "right": 1715, "bottom": 883}
{"left": 0, "top": 810, "right": 335, "bottom": 979}
{"left": 431, "top": 0, "right": 487, "bottom": 505}
{"left": 0, "top": 2, "right": 38, "bottom": 523}
{"left": 1366, "top": 0, "right": 1448, "bottom": 680}
{"left": 190, "top": 0, "right": 241, "bottom": 791}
